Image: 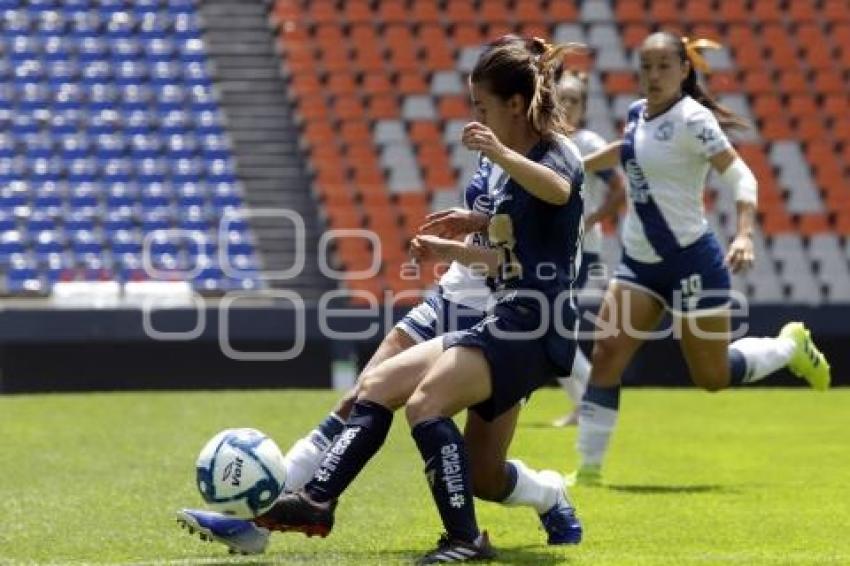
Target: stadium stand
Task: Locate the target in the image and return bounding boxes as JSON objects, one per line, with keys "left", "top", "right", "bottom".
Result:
{"left": 0, "top": 0, "right": 262, "bottom": 295}
{"left": 270, "top": 0, "right": 850, "bottom": 304}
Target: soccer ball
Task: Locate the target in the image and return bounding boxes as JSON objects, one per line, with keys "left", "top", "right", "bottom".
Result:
{"left": 195, "top": 428, "right": 287, "bottom": 518}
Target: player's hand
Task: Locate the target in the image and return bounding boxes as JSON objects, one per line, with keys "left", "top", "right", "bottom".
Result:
{"left": 410, "top": 234, "right": 459, "bottom": 263}
{"left": 462, "top": 122, "right": 508, "bottom": 162}
{"left": 725, "top": 233, "right": 755, "bottom": 273}
{"left": 419, "top": 208, "right": 488, "bottom": 239}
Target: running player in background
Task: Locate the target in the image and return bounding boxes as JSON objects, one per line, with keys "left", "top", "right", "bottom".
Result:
{"left": 551, "top": 69, "right": 626, "bottom": 427}
{"left": 573, "top": 32, "right": 831, "bottom": 486}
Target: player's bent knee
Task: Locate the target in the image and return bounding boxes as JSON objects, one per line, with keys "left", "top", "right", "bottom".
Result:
{"left": 357, "top": 369, "right": 403, "bottom": 408}
{"left": 471, "top": 470, "right": 505, "bottom": 501}
{"left": 589, "top": 339, "right": 625, "bottom": 387}
{"left": 405, "top": 391, "right": 446, "bottom": 425}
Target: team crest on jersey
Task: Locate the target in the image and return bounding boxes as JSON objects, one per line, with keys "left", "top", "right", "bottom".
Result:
{"left": 654, "top": 120, "right": 675, "bottom": 141}
{"left": 472, "top": 193, "right": 493, "bottom": 214}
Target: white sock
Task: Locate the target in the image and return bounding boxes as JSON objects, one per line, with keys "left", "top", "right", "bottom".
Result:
{"left": 280, "top": 436, "right": 328, "bottom": 492}
{"left": 577, "top": 399, "right": 618, "bottom": 467}
{"left": 556, "top": 348, "right": 591, "bottom": 403}
{"left": 501, "top": 459, "right": 560, "bottom": 514}
{"left": 729, "top": 336, "right": 796, "bottom": 384}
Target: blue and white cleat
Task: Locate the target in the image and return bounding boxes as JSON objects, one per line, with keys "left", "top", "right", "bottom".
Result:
{"left": 538, "top": 471, "right": 583, "bottom": 545}
{"left": 176, "top": 509, "right": 269, "bottom": 555}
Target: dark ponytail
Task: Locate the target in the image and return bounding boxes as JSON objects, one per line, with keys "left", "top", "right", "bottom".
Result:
{"left": 650, "top": 31, "right": 749, "bottom": 131}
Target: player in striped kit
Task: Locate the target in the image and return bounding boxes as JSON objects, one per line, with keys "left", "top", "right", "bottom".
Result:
{"left": 551, "top": 69, "right": 626, "bottom": 427}
{"left": 573, "top": 32, "right": 831, "bottom": 485}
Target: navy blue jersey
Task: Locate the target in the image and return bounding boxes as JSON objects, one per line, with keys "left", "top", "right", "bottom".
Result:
{"left": 486, "top": 135, "right": 585, "bottom": 299}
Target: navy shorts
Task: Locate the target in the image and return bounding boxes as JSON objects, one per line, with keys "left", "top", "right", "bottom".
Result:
{"left": 396, "top": 290, "right": 486, "bottom": 343}
{"left": 443, "top": 296, "right": 578, "bottom": 421}
{"left": 614, "top": 232, "right": 731, "bottom": 314}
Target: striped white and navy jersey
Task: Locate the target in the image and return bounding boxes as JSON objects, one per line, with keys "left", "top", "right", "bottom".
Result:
{"left": 620, "top": 95, "right": 731, "bottom": 263}
{"left": 437, "top": 156, "right": 494, "bottom": 312}
{"left": 571, "top": 128, "right": 616, "bottom": 255}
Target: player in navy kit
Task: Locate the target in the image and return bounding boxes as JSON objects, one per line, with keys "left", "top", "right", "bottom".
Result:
{"left": 250, "top": 36, "right": 586, "bottom": 563}
{"left": 573, "top": 32, "right": 831, "bottom": 485}
{"left": 176, "top": 36, "right": 584, "bottom": 557}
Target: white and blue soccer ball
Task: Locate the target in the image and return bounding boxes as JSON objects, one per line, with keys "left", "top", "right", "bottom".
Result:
{"left": 195, "top": 428, "right": 287, "bottom": 518}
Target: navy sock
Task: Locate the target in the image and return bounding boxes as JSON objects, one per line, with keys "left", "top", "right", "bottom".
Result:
{"left": 309, "top": 412, "right": 345, "bottom": 451}
{"left": 583, "top": 384, "right": 620, "bottom": 409}
{"left": 728, "top": 347, "right": 748, "bottom": 386}
{"left": 411, "top": 417, "right": 479, "bottom": 543}
{"left": 305, "top": 401, "right": 393, "bottom": 503}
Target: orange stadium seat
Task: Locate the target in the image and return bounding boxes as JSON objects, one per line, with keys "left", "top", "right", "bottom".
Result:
{"left": 649, "top": 2, "right": 679, "bottom": 26}
{"left": 308, "top": 2, "right": 338, "bottom": 25}
{"left": 340, "top": 120, "right": 373, "bottom": 145}
{"left": 342, "top": 0, "right": 372, "bottom": 24}
{"left": 396, "top": 71, "right": 429, "bottom": 95}
{"left": 622, "top": 23, "right": 651, "bottom": 50}
{"left": 614, "top": 0, "right": 645, "bottom": 24}
{"left": 296, "top": 95, "right": 329, "bottom": 122}
{"left": 272, "top": 0, "right": 300, "bottom": 25}
{"left": 303, "top": 120, "right": 336, "bottom": 148}
{"left": 797, "top": 214, "right": 830, "bottom": 236}
{"left": 376, "top": 1, "right": 409, "bottom": 24}
{"left": 438, "top": 95, "right": 471, "bottom": 120}
{"left": 545, "top": 0, "right": 578, "bottom": 22}
{"left": 334, "top": 97, "right": 367, "bottom": 121}
{"left": 751, "top": 0, "right": 783, "bottom": 23}
{"left": 388, "top": 49, "right": 421, "bottom": 73}
{"left": 760, "top": 117, "right": 794, "bottom": 140}
{"left": 707, "top": 71, "right": 739, "bottom": 94}
{"left": 353, "top": 47, "right": 386, "bottom": 73}
{"left": 352, "top": 163, "right": 386, "bottom": 186}
{"left": 422, "top": 42, "right": 456, "bottom": 71}
{"left": 603, "top": 71, "right": 638, "bottom": 94}
{"left": 787, "top": 94, "right": 819, "bottom": 119}
{"left": 514, "top": 0, "right": 549, "bottom": 25}
{"left": 478, "top": 0, "right": 513, "bottom": 25}
{"left": 742, "top": 70, "right": 775, "bottom": 95}
{"left": 409, "top": 121, "right": 442, "bottom": 144}
{"left": 715, "top": 0, "right": 750, "bottom": 23}
{"left": 362, "top": 72, "right": 393, "bottom": 96}
{"left": 326, "top": 73, "right": 358, "bottom": 96}
{"left": 410, "top": 0, "right": 442, "bottom": 24}
{"left": 367, "top": 94, "right": 400, "bottom": 119}
{"left": 446, "top": 0, "right": 478, "bottom": 25}
{"left": 824, "top": 0, "right": 850, "bottom": 23}
{"left": 823, "top": 94, "right": 850, "bottom": 118}
{"left": 813, "top": 70, "right": 845, "bottom": 95}
{"left": 788, "top": 0, "right": 819, "bottom": 22}
{"left": 290, "top": 73, "right": 322, "bottom": 98}
{"left": 453, "top": 23, "right": 486, "bottom": 46}
{"left": 680, "top": 0, "right": 715, "bottom": 24}
{"left": 795, "top": 114, "right": 827, "bottom": 142}
{"left": 752, "top": 95, "right": 783, "bottom": 121}
{"left": 777, "top": 70, "right": 810, "bottom": 95}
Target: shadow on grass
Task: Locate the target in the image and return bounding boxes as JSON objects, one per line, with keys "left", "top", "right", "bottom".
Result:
{"left": 604, "top": 483, "right": 732, "bottom": 494}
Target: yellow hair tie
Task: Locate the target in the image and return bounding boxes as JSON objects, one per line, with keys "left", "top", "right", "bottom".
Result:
{"left": 681, "top": 37, "right": 722, "bottom": 73}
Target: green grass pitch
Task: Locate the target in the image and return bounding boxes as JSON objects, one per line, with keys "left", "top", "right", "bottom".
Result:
{"left": 1, "top": 388, "right": 848, "bottom": 565}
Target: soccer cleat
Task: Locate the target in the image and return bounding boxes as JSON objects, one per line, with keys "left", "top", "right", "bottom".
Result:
{"left": 567, "top": 464, "right": 602, "bottom": 487}
{"left": 253, "top": 491, "right": 336, "bottom": 538}
{"left": 551, "top": 410, "right": 579, "bottom": 427}
{"left": 780, "top": 322, "right": 831, "bottom": 391}
{"left": 417, "top": 531, "right": 496, "bottom": 564}
{"left": 176, "top": 509, "right": 269, "bottom": 555}
{"left": 537, "top": 471, "right": 583, "bottom": 545}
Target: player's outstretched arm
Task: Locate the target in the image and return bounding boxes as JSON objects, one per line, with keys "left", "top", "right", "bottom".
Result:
{"left": 583, "top": 141, "right": 623, "bottom": 173}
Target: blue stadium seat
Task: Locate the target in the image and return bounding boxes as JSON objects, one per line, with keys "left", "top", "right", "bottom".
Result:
{"left": 33, "top": 229, "right": 66, "bottom": 260}
{"left": 0, "top": 211, "right": 17, "bottom": 232}
{"left": 6, "top": 256, "right": 43, "bottom": 293}
{"left": 141, "top": 181, "right": 173, "bottom": 207}
{"left": 109, "top": 229, "right": 141, "bottom": 255}
{"left": 103, "top": 207, "right": 134, "bottom": 232}
{"left": 176, "top": 181, "right": 207, "bottom": 207}
{"left": 64, "top": 210, "right": 96, "bottom": 232}
{"left": 27, "top": 211, "right": 57, "bottom": 233}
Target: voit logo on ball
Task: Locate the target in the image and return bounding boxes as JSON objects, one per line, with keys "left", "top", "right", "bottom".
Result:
{"left": 221, "top": 457, "right": 244, "bottom": 487}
